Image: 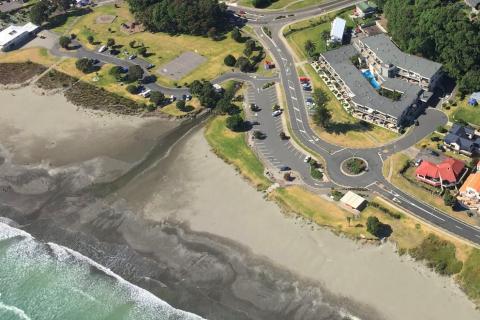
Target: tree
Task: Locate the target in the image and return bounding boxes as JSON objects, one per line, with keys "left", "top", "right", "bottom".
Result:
{"left": 59, "top": 36, "right": 71, "bottom": 49}
{"left": 127, "top": 65, "right": 144, "bottom": 82}
{"left": 207, "top": 27, "right": 217, "bottom": 40}
{"left": 443, "top": 189, "right": 457, "bottom": 207}
{"left": 216, "top": 98, "right": 234, "bottom": 114}
{"left": 106, "top": 38, "right": 115, "bottom": 47}
{"left": 137, "top": 46, "right": 147, "bottom": 56}
{"left": 312, "top": 105, "right": 331, "bottom": 128}
{"left": 126, "top": 84, "right": 138, "bottom": 94}
{"left": 366, "top": 216, "right": 382, "bottom": 237}
{"left": 30, "top": 1, "right": 50, "bottom": 25}
{"left": 176, "top": 100, "right": 186, "bottom": 111}
{"left": 109, "top": 66, "right": 124, "bottom": 79}
{"left": 224, "top": 54, "right": 236, "bottom": 67}
{"left": 459, "top": 68, "right": 480, "bottom": 97}
{"left": 226, "top": 114, "right": 244, "bottom": 131}
{"left": 87, "top": 35, "right": 94, "bottom": 44}
{"left": 126, "top": 0, "right": 229, "bottom": 36}
{"left": 129, "top": 40, "right": 136, "bottom": 48}
{"left": 75, "top": 58, "right": 95, "bottom": 73}
{"left": 243, "top": 46, "right": 253, "bottom": 57}
{"left": 231, "top": 27, "right": 242, "bottom": 42}
{"left": 245, "top": 39, "right": 256, "bottom": 52}
{"left": 252, "top": 0, "right": 271, "bottom": 8}
{"left": 312, "top": 90, "right": 328, "bottom": 108}
{"left": 150, "top": 91, "right": 166, "bottom": 106}
{"left": 346, "top": 216, "right": 351, "bottom": 227}
{"left": 304, "top": 40, "right": 316, "bottom": 57}
{"left": 235, "top": 56, "right": 252, "bottom": 72}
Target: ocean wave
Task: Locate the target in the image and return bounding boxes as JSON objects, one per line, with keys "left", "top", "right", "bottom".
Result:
{"left": 0, "top": 222, "right": 206, "bottom": 320}
{"left": 0, "top": 301, "right": 32, "bottom": 320}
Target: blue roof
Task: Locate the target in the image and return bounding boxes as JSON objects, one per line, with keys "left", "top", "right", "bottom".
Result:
{"left": 470, "top": 92, "right": 480, "bottom": 101}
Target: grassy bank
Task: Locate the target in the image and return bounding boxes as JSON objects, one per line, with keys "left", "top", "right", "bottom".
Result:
{"left": 204, "top": 115, "right": 271, "bottom": 191}
{"left": 0, "top": 47, "right": 58, "bottom": 66}
{"left": 442, "top": 99, "right": 480, "bottom": 127}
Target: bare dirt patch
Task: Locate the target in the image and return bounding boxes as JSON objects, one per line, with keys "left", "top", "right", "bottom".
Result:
{"left": 0, "top": 62, "right": 47, "bottom": 85}
{"left": 96, "top": 14, "right": 116, "bottom": 24}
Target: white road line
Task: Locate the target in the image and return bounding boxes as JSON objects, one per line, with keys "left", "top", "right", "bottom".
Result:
{"left": 365, "top": 181, "right": 377, "bottom": 188}
{"left": 296, "top": 118, "right": 303, "bottom": 123}
{"left": 291, "top": 96, "right": 297, "bottom": 100}
{"left": 455, "top": 225, "right": 463, "bottom": 230}
{"left": 289, "top": 86, "right": 295, "bottom": 90}
{"left": 293, "top": 107, "right": 300, "bottom": 111}
{"left": 398, "top": 196, "right": 446, "bottom": 222}
{"left": 299, "top": 130, "right": 306, "bottom": 133}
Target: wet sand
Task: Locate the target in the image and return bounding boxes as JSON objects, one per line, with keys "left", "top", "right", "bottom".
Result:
{"left": 1, "top": 86, "right": 479, "bottom": 320}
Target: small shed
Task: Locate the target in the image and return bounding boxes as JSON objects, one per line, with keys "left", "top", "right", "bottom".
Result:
{"left": 330, "top": 17, "right": 346, "bottom": 43}
{"left": 340, "top": 191, "right": 367, "bottom": 211}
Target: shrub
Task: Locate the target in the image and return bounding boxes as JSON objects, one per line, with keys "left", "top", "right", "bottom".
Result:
{"left": 150, "top": 91, "right": 166, "bottom": 106}
{"left": 176, "top": 100, "right": 186, "bottom": 111}
{"left": 146, "top": 103, "right": 156, "bottom": 112}
{"left": 409, "top": 234, "right": 463, "bottom": 276}
{"left": 106, "top": 38, "right": 115, "bottom": 47}
{"left": 87, "top": 35, "right": 94, "bottom": 44}
{"left": 226, "top": 114, "right": 244, "bottom": 131}
{"left": 59, "top": 36, "right": 71, "bottom": 49}
{"left": 366, "top": 216, "right": 392, "bottom": 238}
{"left": 368, "top": 202, "right": 402, "bottom": 219}
{"left": 252, "top": 0, "right": 271, "bottom": 8}
{"left": 126, "top": 84, "right": 138, "bottom": 94}
{"left": 224, "top": 54, "right": 236, "bottom": 67}
{"left": 330, "top": 189, "right": 344, "bottom": 201}
{"left": 137, "top": 46, "right": 147, "bottom": 56}
{"left": 75, "top": 58, "right": 95, "bottom": 74}
{"left": 126, "top": 65, "right": 144, "bottom": 82}
{"left": 443, "top": 189, "right": 457, "bottom": 207}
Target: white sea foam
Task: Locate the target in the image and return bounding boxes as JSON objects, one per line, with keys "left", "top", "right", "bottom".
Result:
{"left": 0, "top": 301, "right": 32, "bottom": 320}
{"left": 0, "top": 222, "right": 32, "bottom": 241}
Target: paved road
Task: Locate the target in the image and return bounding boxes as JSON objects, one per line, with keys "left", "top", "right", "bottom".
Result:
{"left": 233, "top": 2, "right": 480, "bottom": 245}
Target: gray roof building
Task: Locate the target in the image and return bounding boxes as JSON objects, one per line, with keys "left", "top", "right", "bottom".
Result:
{"left": 359, "top": 34, "right": 442, "bottom": 80}
{"left": 321, "top": 45, "right": 421, "bottom": 120}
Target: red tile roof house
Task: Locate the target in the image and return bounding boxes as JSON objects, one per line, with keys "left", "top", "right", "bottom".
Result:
{"left": 415, "top": 158, "right": 468, "bottom": 188}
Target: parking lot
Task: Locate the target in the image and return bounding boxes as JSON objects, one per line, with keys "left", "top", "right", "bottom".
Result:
{"left": 0, "top": 1, "right": 23, "bottom": 13}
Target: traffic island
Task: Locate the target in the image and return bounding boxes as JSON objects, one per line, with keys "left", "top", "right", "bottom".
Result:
{"left": 341, "top": 157, "right": 368, "bottom": 176}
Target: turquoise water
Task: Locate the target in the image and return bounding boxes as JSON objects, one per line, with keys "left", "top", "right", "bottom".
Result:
{"left": 362, "top": 70, "right": 381, "bottom": 90}
{"left": 0, "top": 222, "right": 204, "bottom": 320}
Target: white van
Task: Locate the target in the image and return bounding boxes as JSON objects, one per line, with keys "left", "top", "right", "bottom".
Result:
{"left": 98, "top": 45, "right": 107, "bottom": 53}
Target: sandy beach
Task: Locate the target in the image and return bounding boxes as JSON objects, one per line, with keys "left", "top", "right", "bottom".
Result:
{"left": 1, "top": 85, "right": 479, "bottom": 320}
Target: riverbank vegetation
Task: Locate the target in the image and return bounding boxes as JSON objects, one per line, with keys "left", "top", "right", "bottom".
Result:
{"left": 0, "top": 61, "right": 46, "bottom": 85}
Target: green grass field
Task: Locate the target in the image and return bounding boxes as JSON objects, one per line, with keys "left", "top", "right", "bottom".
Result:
{"left": 204, "top": 115, "right": 271, "bottom": 190}
{"left": 285, "top": 10, "right": 354, "bottom": 61}
{"left": 61, "top": 4, "right": 245, "bottom": 87}
{"left": 451, "top": 100, "right": 480, "bottom": 126}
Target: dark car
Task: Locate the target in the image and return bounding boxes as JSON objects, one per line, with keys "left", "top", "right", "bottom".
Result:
{"left": 430, "top": 150, "right": 440, "bottom": 157}
{"left": 146, "top": 64, "right": 155, "bottom": 69}
{"left": 279, "top": 166, "right": 291, "bottom": 171}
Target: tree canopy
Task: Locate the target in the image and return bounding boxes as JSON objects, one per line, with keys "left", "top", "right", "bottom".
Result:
{"left": 126, "top": 0, "right": 229, "bottom": 35}
{"left": 384, "top": 0, "right": 480, "bottom": 93}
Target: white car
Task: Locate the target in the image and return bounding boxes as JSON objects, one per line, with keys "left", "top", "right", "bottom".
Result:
{"left": 139, "top": 89, "right": 151, "bottom": 98}
{"left": 98, "top": 45, "right": 107, "bottom": 53}
{"left": 272, "top": 110, "right": 282, "bottom": 117}
{"left": 304, "top": 155, "right": 311, "bottom": 163}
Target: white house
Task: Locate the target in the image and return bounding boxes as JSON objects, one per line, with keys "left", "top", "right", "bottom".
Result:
{"left": 0, "top": 23, "right": 39, "bottom": 52}
{"left": 340, "top": 191, "right": 367, "bottom": 211}
{"left": 330, "top": 17, "right": 346, "bottom": 43}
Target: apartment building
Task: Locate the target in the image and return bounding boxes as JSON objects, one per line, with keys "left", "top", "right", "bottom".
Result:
{"left": 354, "top": 34, "right": 442, "bottom": 90}
{"left": 316, "top": 34, "right": 442, "bottom": 131}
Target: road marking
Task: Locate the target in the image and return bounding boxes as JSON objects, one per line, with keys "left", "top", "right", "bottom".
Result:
{"left": 289, "top": 86, "right": 295, "bottom": 90}
{"left": 331, "top": 148, "right": 346, "bottom": 155}
{"left": 296, "top": 118, "right": 303, "bottom": 123}
{"left": 365, "top": 181, "right": 377, "bottom": 188}
{"left": 299, "top": 130, "right": 306, "bottom": 133}
{"left": 291, "top": 96, "right": 297, "bottom": 100}
{"left": 455, "top": 225, "right": 463, "bottom": 230}
{"left": 293, "top": 107, "right": 300, "bottom": 111}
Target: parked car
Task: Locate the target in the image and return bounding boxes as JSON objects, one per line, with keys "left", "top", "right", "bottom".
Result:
{"left": 279, "top": 131, "right": 289, "bottom": 140}
{"left": 98, "top": 45, "right": 107, "bottom": 53}
{"left": 128, "top": 54, "right": 137, "bottom": 60}
{"left": 430, "top": 150, "right": 440, "bottom": 157}
{"left": 170, "top": 95, "right": 176, "bottom": 102}
{"left": 414, "top": 159, "right": 423, "bottom": 167}
{"left": 279, "top": 166, "right": 291, "bottom": 172}
{"left": 272, "top": 110, "right": 282, "bottom": 117}
{"left": 146, "top": 64, "right": 155, "bottom": 69}
{"left": 139, "top": 89, "right": 151, "bottom": 98}
{"left": 304, "top": 156, "right": 311, "bottom": 163}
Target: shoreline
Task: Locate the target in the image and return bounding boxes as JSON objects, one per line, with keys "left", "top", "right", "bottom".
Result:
{"left": 0, "top": 85, "right": 479, "bottom": 319}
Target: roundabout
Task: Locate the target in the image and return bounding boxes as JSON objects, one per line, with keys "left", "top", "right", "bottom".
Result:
{"left": 340, "top": 157, "right": 368, "bottom": 177}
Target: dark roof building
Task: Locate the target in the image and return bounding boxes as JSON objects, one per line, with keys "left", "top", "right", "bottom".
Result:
{"left": 358, "top": 34, "right": 442, "bottom": 81}
{"left": 444, "top": 124, "right": 480, "bottom": 156}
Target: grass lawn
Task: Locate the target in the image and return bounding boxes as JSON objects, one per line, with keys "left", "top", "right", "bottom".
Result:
{"left": 285, "top": 10, "right": 354, "bottom": 61}
{"left": 383, "top": 152, "right": 480, "bottom": 226}
{"left": 65, "top": 4, "right": 245, "bottom": 87}
{"left": 450, "top": 100, "right": 480, "bottom": 126}
{"left": 303, "top": 64, "right": 399, "bottom": 148}
{"left": 460, "top": 249, "right": 480, "bottom": 304}
{"left": 0, "top": 48, "right": 59, "bottom": 66}
{"left": 204, "top": 115, "right": 271, "bottom": 191}
{"left": 239, "top": 0, "right": 324, "bottom": 10}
